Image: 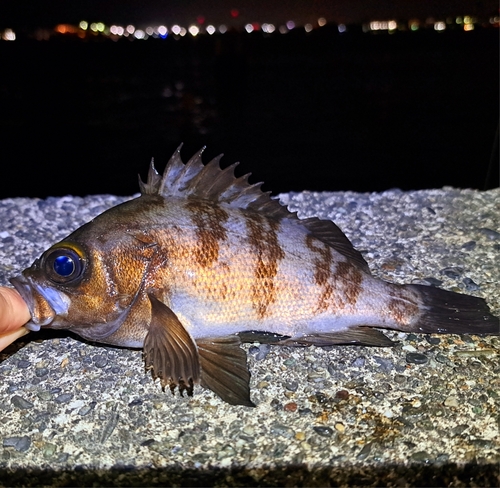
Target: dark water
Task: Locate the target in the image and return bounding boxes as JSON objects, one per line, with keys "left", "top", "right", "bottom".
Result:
{"left": 0, "top": 26, "right": 498, "bottom": 198}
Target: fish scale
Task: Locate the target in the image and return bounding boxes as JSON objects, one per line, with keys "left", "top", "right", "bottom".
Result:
{"left": 10, "top": 145, "right": 499, "bottom": 406}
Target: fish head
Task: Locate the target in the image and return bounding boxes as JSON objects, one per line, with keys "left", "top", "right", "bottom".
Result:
{"left": 10, "top": 210, "right": 157, "bottom": 343}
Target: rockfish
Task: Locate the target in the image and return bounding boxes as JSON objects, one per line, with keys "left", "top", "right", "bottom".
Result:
{"left": 10, "top": 147, "right": 499, "bottom": 406}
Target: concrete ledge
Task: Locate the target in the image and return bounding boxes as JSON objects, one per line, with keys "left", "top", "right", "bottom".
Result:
{"left": 0, "top": 188, "right": 499, "bottom": 486}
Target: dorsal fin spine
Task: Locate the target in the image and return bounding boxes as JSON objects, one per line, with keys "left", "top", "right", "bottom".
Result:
{"left": 139, "top": 158, "right": 162, "bottom": 195}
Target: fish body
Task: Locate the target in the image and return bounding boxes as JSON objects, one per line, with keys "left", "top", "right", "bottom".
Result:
{"left": 11, "top": 147, "right": 499, "bottom": 406}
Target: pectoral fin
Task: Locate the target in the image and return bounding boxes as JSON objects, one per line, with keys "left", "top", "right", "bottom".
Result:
{"left": 144, "top": 294, "right": 200, "bottom": 396}
{"left": 197, "top": 336, "right": 255, "bottom": 407}
{"left": 276, "top": 327, "right": 395, "bottom": 347}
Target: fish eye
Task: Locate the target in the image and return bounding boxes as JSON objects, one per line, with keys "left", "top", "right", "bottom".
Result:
{"left": 43, "top": 245, "right": 86, "bottom": 285}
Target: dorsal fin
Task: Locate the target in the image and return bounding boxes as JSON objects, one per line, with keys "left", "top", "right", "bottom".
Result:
{"left": 138, "top": 145, "right": 370, "bottom": 272}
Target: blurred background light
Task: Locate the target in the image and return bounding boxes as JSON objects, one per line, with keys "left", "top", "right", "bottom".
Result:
{"left": 117, "top": 26, "right": 124, "bottom": 36}
{"left": 2, "top": 28, "right": 15, "bottom": 41}
{"left": 133, "top": 29, "right": 145, "bottom": 39}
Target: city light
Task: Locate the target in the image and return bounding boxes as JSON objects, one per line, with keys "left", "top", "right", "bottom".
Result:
{"left": 262, "top": 23, "right": 275, "bottom": 34}
{"left": 370, "top": 21, "right": 384, "bottom": 30}
{"left": 56, "top": 24, "right": 79, "bottom": 34}
{"left": 3, "top": 10, "right": 494, "bottom": 43}
{"left": 188, "top": 25, "right": 200, "bottom": 36}
{"left": 1, "top": 28, "right": 15, "bottom": 41}
{"left": 369, "top": 20, "right": 398, "bottom": 31}
{"left": 409, "top": 20, "right": 420, "bottom": 31}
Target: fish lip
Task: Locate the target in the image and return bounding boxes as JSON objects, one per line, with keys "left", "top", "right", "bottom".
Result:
{"left": 9, "top": 274, "right": 65, "bottom": 331}
{"left": 9, "top": 274, "right": 42, "bottom": 331}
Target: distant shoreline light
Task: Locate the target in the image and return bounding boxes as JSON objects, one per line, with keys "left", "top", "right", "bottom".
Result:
{"left": 1, "top": 14, "right": 497, "bottom": 42}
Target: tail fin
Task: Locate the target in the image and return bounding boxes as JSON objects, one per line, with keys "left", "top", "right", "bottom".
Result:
{"left": 408, "top": 284, "right": 499, "bottom": 335}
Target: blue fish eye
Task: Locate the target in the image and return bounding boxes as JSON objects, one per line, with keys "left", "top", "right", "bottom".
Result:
{"left": 53, "top": 255, "right": 75, "bottom": 277}
{"left": 44, "top": 245, "right": 85, "bottom": 284}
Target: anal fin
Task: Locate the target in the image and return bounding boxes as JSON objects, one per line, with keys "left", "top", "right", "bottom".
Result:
{"left": 237, "top": 330, "right": 291, "bottom": 344}
{"left": 276, "top": 327, "right": 395, "bottom": 347}
{"left": 197, "top": 336, "right": 255, "bottom": 407}
{"left": 144, "top": 294, "right": 200, "bottom": 396}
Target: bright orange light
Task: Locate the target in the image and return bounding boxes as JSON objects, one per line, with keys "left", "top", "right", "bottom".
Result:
{"left": 55, "top": 24, "right": 78, "bottom": 34}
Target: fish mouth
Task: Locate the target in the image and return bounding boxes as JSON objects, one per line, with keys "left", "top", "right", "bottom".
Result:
{"left": 10, "top": 274, "right": 70, "bottom": 332}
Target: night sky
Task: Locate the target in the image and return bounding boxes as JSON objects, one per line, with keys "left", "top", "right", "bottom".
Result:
{"left": 1, "top": 0, "right": 498, "bottom": 29}
{"left": 0, "top": 1, "right": 498, "bottom": 196}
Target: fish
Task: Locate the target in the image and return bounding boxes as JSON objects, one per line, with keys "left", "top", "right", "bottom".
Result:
{"left": 10, "top": 146, "right": 499, "bottom": 407}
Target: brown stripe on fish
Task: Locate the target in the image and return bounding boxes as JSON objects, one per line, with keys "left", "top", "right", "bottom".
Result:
{"left": 387, "top": 286, "right": 420, "bottom": 325}
{"left": 245, "top": 213, "right": 285, "bottom": 319}
{"left": 333, "top": 261, "right": 363, "bottom": 308}
{"left": 185, "top": 200, "right": 229, "bottom": 268}
{"left": 305, "top": 235, "right": 334, "bottom": 313}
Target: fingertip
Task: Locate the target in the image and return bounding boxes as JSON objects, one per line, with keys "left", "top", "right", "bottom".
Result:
{"left": 0, "top": 286, "right": 31, "bottom": 333}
